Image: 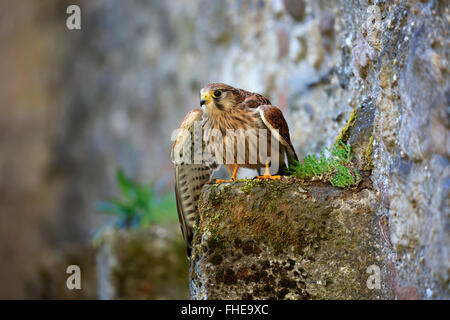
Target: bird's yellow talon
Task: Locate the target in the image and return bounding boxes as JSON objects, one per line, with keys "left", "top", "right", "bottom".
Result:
{"left": 256, "top": 175, "right": 281, "bottom": 180}
{"left": 215, "top": 178, "right": 236, "bottom": 184}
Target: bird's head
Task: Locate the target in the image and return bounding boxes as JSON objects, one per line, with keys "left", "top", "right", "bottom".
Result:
{"left": 200, "top": 83, "right": 243, "bottom": 115}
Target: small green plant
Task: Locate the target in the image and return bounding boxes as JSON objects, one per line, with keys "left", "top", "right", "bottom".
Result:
{"left": 289, "top": 140, "right": 360, "bottom": 189}
{"left": 94, "top": 169, "right": 177, "bottom": 228}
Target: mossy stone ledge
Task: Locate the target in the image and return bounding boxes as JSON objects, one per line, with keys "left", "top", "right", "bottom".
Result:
{"left": 189, "top": 178, "right": 393, "bottom": 299}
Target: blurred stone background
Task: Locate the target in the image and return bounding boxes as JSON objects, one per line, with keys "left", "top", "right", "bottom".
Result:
{"left": 0, "top": 0, "right": 448, "bottom": 299}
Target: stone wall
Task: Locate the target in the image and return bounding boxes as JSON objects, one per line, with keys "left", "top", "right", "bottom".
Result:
{"left": 0, "top": 0, "right": 447, "bottom": 299}
{"left": 180, "top": 0, "right": 449, "bottom": 299}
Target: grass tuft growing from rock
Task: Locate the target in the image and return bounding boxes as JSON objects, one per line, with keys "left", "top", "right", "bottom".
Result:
{"left": 288, "top": 140, "right": 360, "bottom": 189}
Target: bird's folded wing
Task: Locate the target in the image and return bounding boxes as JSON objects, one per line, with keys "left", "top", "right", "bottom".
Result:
{"left": 258, "top": 104, "right": 299, "bottom": 165}
{"left": 241, "top": 93, "right": 272, "bottom": 109}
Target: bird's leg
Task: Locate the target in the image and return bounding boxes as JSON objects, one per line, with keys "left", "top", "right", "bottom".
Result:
{"left": 216, "top": 164, "right": 239, "bottom": 183}
{"left": 257, "top": 162, "right": 281, "bottom": 180}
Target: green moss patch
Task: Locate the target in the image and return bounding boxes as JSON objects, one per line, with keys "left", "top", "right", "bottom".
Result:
{"left": 336, "top": 107, "right": 358, "bottom": 143}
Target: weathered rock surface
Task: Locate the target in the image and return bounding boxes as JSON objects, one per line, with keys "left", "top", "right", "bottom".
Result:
{"left": 190, "top": 178, "right": 392, "bottom": 299}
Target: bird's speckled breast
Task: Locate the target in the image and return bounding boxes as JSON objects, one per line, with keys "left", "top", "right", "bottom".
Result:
{"left": 203, "top": 108, "right": 280, "bottom": 170}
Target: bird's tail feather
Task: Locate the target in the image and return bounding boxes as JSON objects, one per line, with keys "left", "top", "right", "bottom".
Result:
{"left": 286, "top": 144, "right": 299, "bottom": 167}
{"left": 175, "top": 164, "right": 213, "bottom": 257}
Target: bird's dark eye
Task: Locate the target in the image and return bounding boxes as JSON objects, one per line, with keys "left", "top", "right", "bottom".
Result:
{"left": 212, "top": 90, "right": 222, "bottom": 98}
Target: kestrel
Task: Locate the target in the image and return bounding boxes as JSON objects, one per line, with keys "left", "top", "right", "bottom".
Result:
{"left": 173, "top": 83, "right": 298, "bottom": 256}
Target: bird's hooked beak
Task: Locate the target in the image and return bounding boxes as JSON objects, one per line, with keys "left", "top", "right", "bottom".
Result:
{"left": 200, "top": 91, "right": 211, "bottom": 106}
